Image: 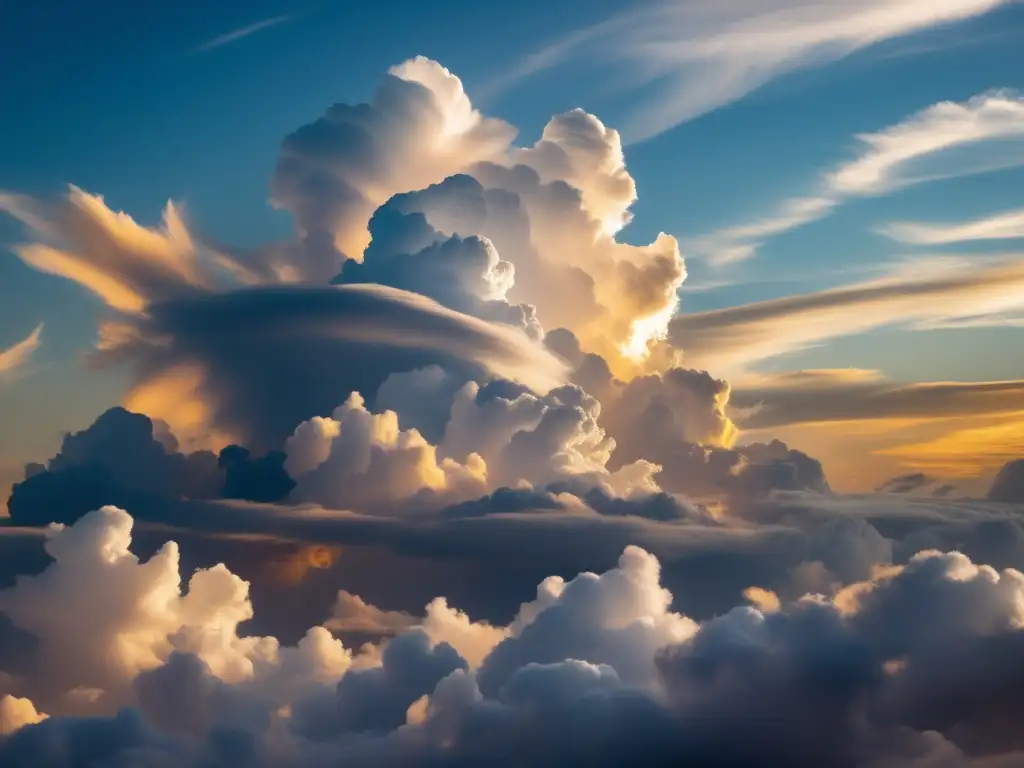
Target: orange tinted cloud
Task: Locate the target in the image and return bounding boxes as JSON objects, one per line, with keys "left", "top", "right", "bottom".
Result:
{"left": 0, "top": 323, "right": 42, "bottom": 378}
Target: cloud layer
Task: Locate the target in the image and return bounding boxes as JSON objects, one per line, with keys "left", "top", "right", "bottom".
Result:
{"left": 2, "top": 507, "right": 1024, "bottom": 765}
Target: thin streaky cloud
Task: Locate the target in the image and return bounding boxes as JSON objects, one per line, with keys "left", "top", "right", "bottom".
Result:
{"left": 0, "top": 324, "right": 43, "bottom": 378}
{"left": 494, "top": 0, "right": 1015, "bottom": 144}
{"left": 669, "top": 256, "right": 1024, "bottom": 375}
{"left": 192, "top": 14, "right": 293, "bottom": 54}
{"left": 880, "top": 208, "right": 1024, "bottom": 245}
{"left": 733, "top": 369, "right": 1024, "bottom": 430}
{"left": 688, "top": 90, "right": 1024, "bottom": 264}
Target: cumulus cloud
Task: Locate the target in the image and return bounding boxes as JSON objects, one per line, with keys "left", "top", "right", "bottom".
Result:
{"left": 4, "top": 508, "right": 1024, "bottom": 765}
{"left": 0, "top": 324, "right": 42, "bottom": 380}
{"left": 2, "top": 57, "right": 687, "bottom": 446}
{"left": 270, "top": 56, "right": 516, "bottom": 280}
{"left": 495, "top": 0, "right": 1014, "bottom": 143}
{"left": 6, "top": 407, "right": 294, "bottom": 527}
{"left": 285, "top": 392, "right": 487, "bottom": 512}
{"left": 0, "top": 695, "right": 47, "bottom": 734}
{"left": 988, "top": 459, "right": 1024, "bottom": 503}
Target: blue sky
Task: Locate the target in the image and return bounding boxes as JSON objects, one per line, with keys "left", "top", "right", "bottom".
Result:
{"left": 3, "top": 0, "right": 1024, "bottom": 489}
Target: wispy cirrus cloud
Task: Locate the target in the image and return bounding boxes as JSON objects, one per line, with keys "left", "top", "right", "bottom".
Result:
{"left": 880, "top": 207, "right": 1024, "bottom": 245}
{"left": 0, "top": 324, "right": 43, "bottom": 379}
{"left": 192, "top": 14, "right": 293, "bottom": 54}
{"left": 669, "top": 256, "right": 1024, "bottom": 375}
{"left": 733, "top": 368, "right": 1024, "bottom": 429}
{"left": 689, "top": 89, "right": 1024, "bottom": 263}
{"left": 496, "top": 0, "right": 1014, "bottom": 143}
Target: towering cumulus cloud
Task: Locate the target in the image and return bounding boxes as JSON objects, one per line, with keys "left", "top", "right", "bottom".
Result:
{"left": 2, "top": 55, "right": 1024, "bottom": 767}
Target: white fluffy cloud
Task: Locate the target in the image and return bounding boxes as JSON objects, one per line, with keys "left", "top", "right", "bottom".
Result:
{"left": 285, "top": 392, "right": 487, "bottom": 511}
{"left": 0, "top": 507, "right": 351, "bottom": 715}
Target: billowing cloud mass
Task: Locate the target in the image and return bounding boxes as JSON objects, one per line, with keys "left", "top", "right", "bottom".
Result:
{"left": 0, "top": 324, "right": 42, "bottom": 379}
{"left": 988, "top": 459, "right": 1024, "bottom": 503}
{"left": 1, "top": 57, "right": 685, "bottom": 448}
{"left": 2, "top": 507, "right": 1024, "bottom": 765}
{"left": 2, "top": 53, "right": 1024, "bottom": 768}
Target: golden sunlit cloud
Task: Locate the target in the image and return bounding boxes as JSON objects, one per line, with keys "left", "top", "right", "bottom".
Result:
{"left": 0, "top": 323, "right": 43, "bottom": 378}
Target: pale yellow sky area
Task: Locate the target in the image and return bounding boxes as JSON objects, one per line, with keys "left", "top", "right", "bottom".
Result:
{"left": 750, "top": 411, "right": 1024, "bottom": 494}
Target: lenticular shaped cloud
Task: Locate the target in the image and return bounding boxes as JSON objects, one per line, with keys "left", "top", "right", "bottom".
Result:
{"left": 119, "top": 284, "right": 566, "bottom": 449}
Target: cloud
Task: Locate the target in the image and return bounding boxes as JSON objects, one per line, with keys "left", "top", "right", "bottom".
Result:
{"left": 191, "top": 14, "right": 293, "bottom": 54}
{"left": 876, "top": 473, "right": 939, "bottom": 495}
{"left": 988, "top": 459, "right": 1024, "bottom": 502}
{"left": 0, "top": 324, "right": 42, "bottom": 379}
{"left": 0, "top": 695, "right": 47, "bottom": 734}
{"left": 5, "top": 407, "right": 295, "bottom": 527}
{"left": 5, "top": 507, "right": 1024, "bottom": 764}
{"left": 669, "top": 257, "right": 1024, "bottom": 374}
{"left": 690, "top": 90, "right": 1024, "bottom": 262}
{"left": 495, "top": 0, "right": 1014, "bottom": 143}
{"left": 880, "top": 207, "right": 1024, "bottom": 245}
{"left": 270, "top": 57, "right": 516, "bottom": 280}
{"left": 285, "top": 392, "right": 488, "bottom": 512}
{"left": 732, "top": 369, "right": 1024, "bottom": 429}
{"left": 2, "top": 58, "right": 688, "bottom": 448}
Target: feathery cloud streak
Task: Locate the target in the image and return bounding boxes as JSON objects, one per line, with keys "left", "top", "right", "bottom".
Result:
{"left": 880, "top": 207, "right": 1024, "bottom": 245}
{"left": 497, "top": 0, "right": 1014, "bottom": 143}
{"left": 690, "top": 89, "right": 1024, "bottom": 262}
{"left": 192, "top": 14, "right": 292, "bottom": 54}
{"left": 0, "top": 324, "right": 42, "bottom": 378}
{"left": 669, "top": 257, "right": 1024, "bottom": 374}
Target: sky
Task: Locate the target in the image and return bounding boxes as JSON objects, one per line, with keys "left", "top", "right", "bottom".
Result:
{"left": 3, "top": 1, "right": 1024, "bottom": 764}
{"left": 3, "top": 0, "right": 1024, "bottom": 496}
